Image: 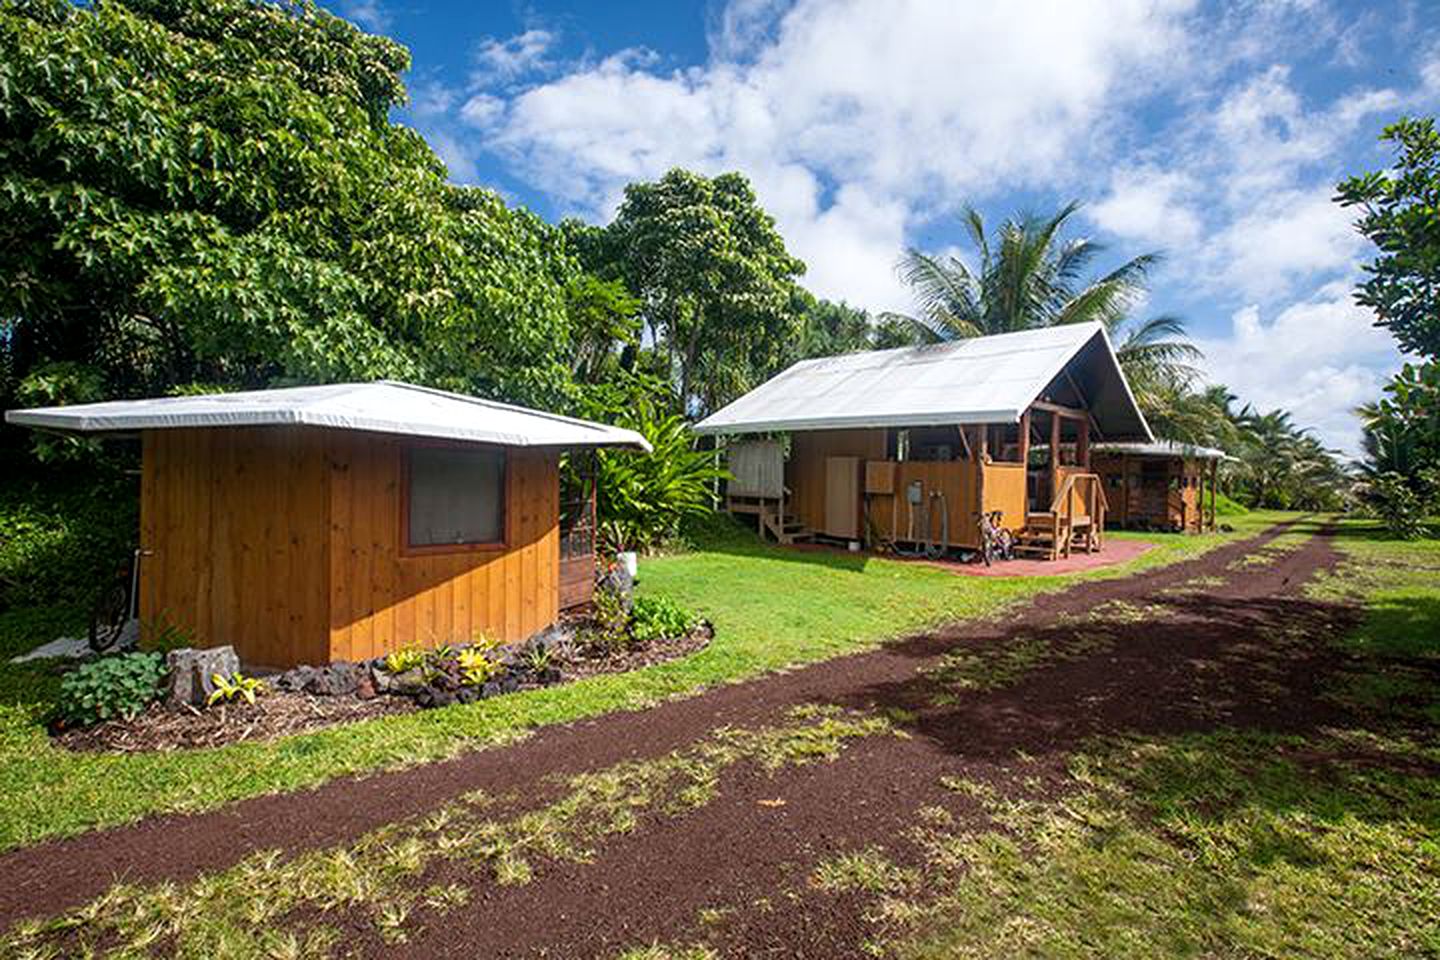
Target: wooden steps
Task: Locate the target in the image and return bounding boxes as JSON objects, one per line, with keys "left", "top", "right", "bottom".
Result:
{"left": 727, "top": 494, "right": 813, "bottom": 545}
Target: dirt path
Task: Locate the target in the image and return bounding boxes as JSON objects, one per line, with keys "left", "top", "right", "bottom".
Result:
{"left": 0, "top": 521, "right": 1357, "bottom": 960}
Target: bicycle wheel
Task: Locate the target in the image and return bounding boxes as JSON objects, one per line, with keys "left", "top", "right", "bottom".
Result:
{"left": 89, "top": 576, "right": 131, "bottom": 654}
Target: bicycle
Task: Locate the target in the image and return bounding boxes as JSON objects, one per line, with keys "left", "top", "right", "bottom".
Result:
{"left": 975, "top": 510, "right": 1014, "bottom": 567}
{"left": 89, "top": 548, "right": 144, "bottom": 654}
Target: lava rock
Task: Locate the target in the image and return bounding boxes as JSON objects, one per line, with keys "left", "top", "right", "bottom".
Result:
{"left": 307, "top": 662, "right": 362, "bottom": 697}
{"left": 165, "top": 646, "right": 240, "bottom": 707}
{"left": 369, "top": 663, "right": 393, "bottom": 695}
{"left": 355, "top": 676, "right": 376, "bottom": 700}
{"left": 416, "top": 685, "right": 457, "bottom": 709}
{"left": 271, "top": 664, "right": 317, "bottom": 693}
{"left": 500, "top": 675, "right": 520, "bottom": 694}
{"left": 387, "top": 667, "right": 428, "bottom": 695}
{"left": 457, "top": 686, "right": 481, "bottom": 704}
{"left": 480, "top": 681, "right": 503, "bottom": 699}
{"left": 537, "top": 666, "right": 562, "bottom": 685}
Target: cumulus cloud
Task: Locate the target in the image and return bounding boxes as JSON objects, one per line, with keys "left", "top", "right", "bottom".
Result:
{"left": 1089, "top": 167, "right": 1202, "bottom": 250}
{"left": 472, "top": 29, "right": 557, "bottom": 88}
{"left": 1196, "top": 284, "right": 1402, "bottom": 455}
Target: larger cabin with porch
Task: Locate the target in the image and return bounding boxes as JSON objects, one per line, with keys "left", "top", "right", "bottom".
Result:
{"left": 694, "top": 323, "right": 1154, "bottom": 561}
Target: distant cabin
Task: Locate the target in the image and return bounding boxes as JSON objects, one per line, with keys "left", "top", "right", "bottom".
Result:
{"left": 1091, "top": 440, "right": 1228, "bottom": 533}
{"left": 6, "top": 382, "right": 648, "bottom": 667}
{"left": 695, "top": 323, "right": 1154, "bottom": 561}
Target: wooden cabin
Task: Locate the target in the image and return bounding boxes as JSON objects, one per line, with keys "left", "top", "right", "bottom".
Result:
{"left": 695, "top": 323, "right": 1154, "bottom": 561}
{"left": 1090, "top": 440, "right": 1227, "bottom": 533}
{"left": 5, "top": 382, "right": 648, "bottom": 667}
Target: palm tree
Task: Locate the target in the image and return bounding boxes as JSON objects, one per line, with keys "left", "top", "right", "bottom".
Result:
{"left": 890, "top": 202, "right": 1201, "bottom": 406}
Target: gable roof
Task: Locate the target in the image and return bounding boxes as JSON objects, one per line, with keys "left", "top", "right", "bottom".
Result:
{"left": 4, "top": 381, "right": 651, "bottom": 452}
{"left": 694, "top": 322, "right": 1152, "bottom": 440}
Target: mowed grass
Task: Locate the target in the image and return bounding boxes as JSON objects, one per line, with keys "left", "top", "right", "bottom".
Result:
{"left": 861, "top": 518, "right": 1440, "bottom": 959}
{"left": 0, "top": 511, "right": 1293, "bottom": 851}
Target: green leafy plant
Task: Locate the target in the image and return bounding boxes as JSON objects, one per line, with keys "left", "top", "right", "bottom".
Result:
{"left": 56, "top": 652, "right": 167, "bottom": 727}
{"left": 207, "top": 672, "right": 265, "bottom": 706}
{"left": 457, "top": 649, "right": 500, "bottom": 687}
{"left": 630, "top": 595, "right": 698, "bottom": 644}
{"left": 585, "top": 585, "right": 632, "bottom": 652}
{"left": 592, "top": 396, "right": 729, "bottom": 553}
{"left": 1365, "top": 471, "right": 1434, "bottom": 540}
{"left": 522, "top": 645, "right": 554, "bottom": 674}
{"left": 469, "top": 632, "right": 503, "bottom": 654}
{"left": 383, "top": 648, "right": 427, "bottom": 675}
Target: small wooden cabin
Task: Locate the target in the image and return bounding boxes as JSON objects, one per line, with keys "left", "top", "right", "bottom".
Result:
{"left": 695, "top": 323, "right": 1154, "bottom": 560}
{"left": 1090, "top": 440, "right": 1227, "bottom": 533}
{"left": 6, "top": 382, "right": 648, "bottom": 667}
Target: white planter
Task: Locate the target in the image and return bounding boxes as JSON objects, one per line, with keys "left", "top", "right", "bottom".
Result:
{"left": 618, "top": 551, "right": 639, "bottom": 579}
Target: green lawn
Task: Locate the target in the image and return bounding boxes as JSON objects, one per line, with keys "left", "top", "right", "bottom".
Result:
{"left": 0, "top": 511, "right": 1292, "bottom": 851}
{"left": 883, "top": 517, "right": 1440, "bottom": 959}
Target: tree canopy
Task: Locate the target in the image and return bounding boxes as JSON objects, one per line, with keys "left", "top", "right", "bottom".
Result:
{"left": 1336, "top": 116, "right": 1440, "bottom": 359}
{"left": 0, "top": 0, "right": 578, "bottom": 409}
{"left": 601, "top": 168, "right": 807, "bottom": 416}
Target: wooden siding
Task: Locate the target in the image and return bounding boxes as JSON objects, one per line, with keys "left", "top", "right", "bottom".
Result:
{"left": 325, "top": 431, "right": 559, "bottom": 664}
{"left": 981, "top": 462, "right": 1027, "bottom": 533}
{"left": 788, "top": 429, "right": 887, "bottom": 532}
{"left": 1093, "top": 453, "right": 1207, "bottom": 532}
{"left": 139, "top": 426, "right": 561, "bottom": 668}
{"left": 139, "top": 427, "right": 331, "bottom": 667}
{"left": 866, "top": 460, "right": 981, "bottom": 548}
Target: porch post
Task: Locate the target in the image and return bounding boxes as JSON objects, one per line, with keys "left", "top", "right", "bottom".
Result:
{"left": 1076, "top": 418, "right": 1090, "bottom": 470}
{"left": 1209, "top": 458, "right": 1218, "bottom": 531}
{"left": 1018, "top": 409, "right": 1031, "bottom": 466}
{"left": 1049, "top": 410, "right": 1061, "bottom": 502}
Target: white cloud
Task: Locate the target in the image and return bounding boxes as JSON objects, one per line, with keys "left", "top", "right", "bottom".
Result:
{"left": 1089, "top": 167, "right": 1202, "bottom": 250}
{"left": 1196, "top": 285, "right": 1402, "bottom": 455}
{"left": 1211, "top": 187, "right": 1367, "bottom": 300}
{"left": 335, "top": 0, "right": 390, "bottom": 32}
{"left": 470, "top": 0, "right": 1198, "bottom": 309}
{"left": 472, "top": 29, "right": 557, "bottom": 88}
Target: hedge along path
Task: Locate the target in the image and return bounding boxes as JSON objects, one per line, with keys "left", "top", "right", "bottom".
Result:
{"left": 0, "top": 521, "right": 1332, "bottom": 948}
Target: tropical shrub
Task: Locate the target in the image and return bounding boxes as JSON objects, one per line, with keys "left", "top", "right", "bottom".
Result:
{"left": 1365, "top": 471, "right": 1436, "bottom": 540}
{"left": 383, "top": 648, "right": 427, "bottom": 674}
{"left": 57, "top": 652, "right": 167, "bottom": 727}
{"left": 207, "top": 672, "right": 265, "bottom": 706}
{"left": 457, "top": 648, "right": 500, "bottom": 686}
{"left": 630, "top": 595, "right": 697, "bottom": 644}
{"left": 594, "top": 398, "right": 728, "bottom": 552}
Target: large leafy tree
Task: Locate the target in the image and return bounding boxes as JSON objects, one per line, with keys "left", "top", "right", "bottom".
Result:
{"left": 890, "top": 203, "right": 1201, "bottom": 415}
{"left": 604, "top": 169, "right": 806, "bottom": 416}
{"left": 1336, "top": 116, "right": 1440, "bottom": 359}
{"left": 0, "top": 0, "right": 577, "bottom": 409}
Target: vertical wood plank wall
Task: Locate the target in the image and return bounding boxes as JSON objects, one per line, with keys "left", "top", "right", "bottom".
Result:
{"left": 139, "top": 427, "right": 331, "bottom": 667}
{"left": 980, "top": 463, "right": 1027, "bottom": 533}
{"left": 866, "top": 461, "right": 981, "bottom": 547}
{"left": 1091, "top": 454, "right": 1206, "bottom": 532}
{"left": 788, "top": 429, "right": 887, "bottom": 533}
{"left": 140, "top": 426, "right": 562, "bottom": 668}
{"left": 325, "top": 431, "right": 560, "bottom": 664}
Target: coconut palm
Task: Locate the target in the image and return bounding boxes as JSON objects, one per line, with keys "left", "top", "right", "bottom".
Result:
{"left": 890, "top": 202, "right": 1202, "bottom": 406}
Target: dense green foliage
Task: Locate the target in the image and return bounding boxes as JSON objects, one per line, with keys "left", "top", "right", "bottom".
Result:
{"left": 56, "top": 651, "right": 167, "bottom": 727}
{"left": 1336, "top": 116, "right": 1440, "bottom": 359}
{"left": 598, "top": 169, "right": 807, "bottom": 416}
{"left": 1356, "top": 361, "right": 1440, "bottom": 535}
{"left": 590, "top": 391, "right": 728, "bottom": 552}
{"left": 0, "top": 465, "right": 137, "bottom": 610}
{"left": 629, "top": 595, "right": 697, "bottom": 644}
{"left": 0, "top": 0, "right": 579, "bottom": 412}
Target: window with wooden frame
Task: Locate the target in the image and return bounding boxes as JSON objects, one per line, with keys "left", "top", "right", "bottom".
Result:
{"left": 403, "top": 445, "right": 507, "bottom": 552}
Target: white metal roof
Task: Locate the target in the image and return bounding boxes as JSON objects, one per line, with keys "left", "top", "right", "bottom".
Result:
{"left": 1092, "top": 439, "right": 1230, "bottom": 461}
{"left": 694, "top": 322, "right": 1152, "bottom": 440}
{"left": 4, "top": 381, "right": 651, "bottom": 452}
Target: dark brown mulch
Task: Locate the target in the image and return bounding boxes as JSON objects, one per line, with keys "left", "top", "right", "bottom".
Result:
{"left": 561, "top": 624, "right": 714, "bottom": 682}
{"left": 54, "top": 691, "right": 416, "bottom": 754}
{"left": 0, "top": 522, "right": 1357, "bottom": 960}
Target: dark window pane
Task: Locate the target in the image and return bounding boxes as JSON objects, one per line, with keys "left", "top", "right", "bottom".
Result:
{"left": 407, "top": 447, "right": 505, "bottom": 547}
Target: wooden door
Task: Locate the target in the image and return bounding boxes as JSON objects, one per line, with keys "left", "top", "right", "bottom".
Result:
{"left": 824, "top": 456, "right": 862, "bottom": 539}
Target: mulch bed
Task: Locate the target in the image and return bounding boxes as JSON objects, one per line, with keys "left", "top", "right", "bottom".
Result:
{"left": 0, "top": 521, "right": 1362, "bottom": 960}
{"left": 54, "top": 691, "right": 416, "bottom": 754}
{"left": 50, "top": 625, "right": 713, "bottom": 755}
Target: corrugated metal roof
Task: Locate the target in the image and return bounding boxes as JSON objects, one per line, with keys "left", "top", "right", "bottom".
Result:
{"left": 1093, "top": 439, "right": 1231, "bottom": 461}
{"left": 4, "top": 381, "right": 651, "bottom": 452}
{"left": 694, "top": 322, "right": 1151, "bottom": 440}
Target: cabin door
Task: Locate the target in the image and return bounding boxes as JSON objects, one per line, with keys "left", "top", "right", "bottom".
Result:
{"left": 559, "top": 453, "right": 597, "bottom": 609}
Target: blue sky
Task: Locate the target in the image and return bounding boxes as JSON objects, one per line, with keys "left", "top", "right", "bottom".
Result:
{"left": 329, "top": 0, "right": 1437, "bottom": 455}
